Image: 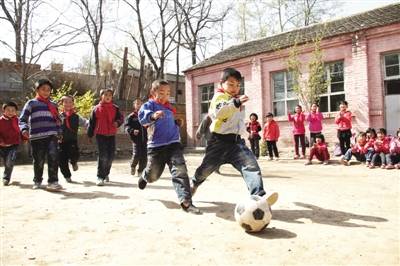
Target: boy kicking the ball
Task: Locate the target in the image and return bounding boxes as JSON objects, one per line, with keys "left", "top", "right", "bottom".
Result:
{"left": 191, "top": 68, "right": 278, "bottom": 206}
{"left": 137, "top": 80, "right": 201, "bottom": 214}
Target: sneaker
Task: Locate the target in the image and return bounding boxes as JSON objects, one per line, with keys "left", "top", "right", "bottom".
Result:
{"left": 65, "top": 177, "right": 72, "bottom": 183}
{"left": 131, "top": 168, "right": 136, "bottom": 176}
{"left": 294, "top": 155, "right": 299, "bottom": 159}
{"left": 396, "top": 164, "right": 400, "bottom": 169}
{"left": 268, "top": 157, "right": 273, "bottom": 161}
{"left": 46, "top": 182, "right": 63, "bottom": 191}
{"left": 105, "top": 176, "right": 110, "bottom": 182}
{"left": 366, "top": 162, "right": 370, "bottom": 167}
{"left": 32, "top": 182, "right": 42, "bottom": 190}
{"left": 181, "top": 201, "right": 202, "bottom": 215}
{"left": 274, "top": 157, "right": 279, "bottom": 161}
{"left": 304, "top": 160, "right": 312, "bottom": 165}
{"left": 96, "top": 179, "right": 105, "bottom": 186}
{"left": 323, "top": 161, "right": 329, "bottom": 165}
{"left": 138, "top": 176, "right": 147, "bottom": 190}
{"left": 386, "top": 164, "right": 395, "bottom": 170}
{"left": 380, "top": 164, "right": 386, "bottom": 169}
{"left": 266, "top": 192, "right": 279, "bottom": 206}
{"left": 300, "top": 155, "right": 306, "bottom": 159}
{"left": 3, "top": 179, "right": 10, "bottom": 186}
{"left": 340, "top": 157, "right": 349, "bottom": 166}
{"left": 72, "top": 163, "right": 79, "bottom": 171}
{"left": 369, "top": 164, "right": 375, "bottom": 169}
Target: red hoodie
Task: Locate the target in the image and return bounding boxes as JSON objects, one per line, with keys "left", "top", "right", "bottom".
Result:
{"left": 246, "top": 121, "right": 261, "bottom": 139}
{"left": 335, "top": 111, "right": 352, "bottom": 131}
{"left": 352, "top": 140, "right": 368, "bottom": 154}
{"left": 288, "top": 112, "right": 306, "bottom": 135}
{"left": 373, "top": 137, "right": 390, "bottom": 154}
{"left": 263, "top": 120, "right": 280, "bottom": 141}
{"left": 0, "top": 115, "right": 21, "bottom": 146}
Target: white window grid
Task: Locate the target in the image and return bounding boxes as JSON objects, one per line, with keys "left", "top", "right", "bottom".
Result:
{"left": 383, "top": 53, "right": 400, "bottom": 80}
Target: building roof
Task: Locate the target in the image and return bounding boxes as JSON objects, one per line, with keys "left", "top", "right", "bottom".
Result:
{"left": 184, "top": 3, "right": 400, "bottom": 72}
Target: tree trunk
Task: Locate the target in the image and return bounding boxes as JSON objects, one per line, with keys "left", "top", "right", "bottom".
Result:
{"left": 117, "top": 47, "right": 128, "bottom": 100}
{"left": 94, "top": 42, "right": 101, "bottom": 93}
{"left": 137, "top": 55, "right": 145, "bottom": 99}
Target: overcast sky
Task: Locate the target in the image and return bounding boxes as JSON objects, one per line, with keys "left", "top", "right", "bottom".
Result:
{"left": 0, "top": 0, "right": 399, "bottom": 73}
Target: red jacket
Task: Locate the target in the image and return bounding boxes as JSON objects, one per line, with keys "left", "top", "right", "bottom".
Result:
{"left": 0, "top": 115, "right": 21, "bottom": 146}
{"left": 352, "top": 140, "right": 368, "bottom": 154}
{"left": 335, "top": 111, "right": 352, "bottom": 131}
{"left": 263, "top": 120, "right": 280, "bottom": 141}
{"left": 246, "top": 121, "right": 261, "bottom": 139}
{"left": 288, "top": 113, "right": 306, "bottom": 135}
{"left": 87, "top": 102, "right": 124, "bottom": 137}
{"left": 373, "top": 137, "right": 390, "bottom": 154}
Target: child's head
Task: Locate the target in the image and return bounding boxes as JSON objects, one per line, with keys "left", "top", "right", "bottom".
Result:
{"left": 35, "top": 78, "right": 53, "bottom": 99}
{"left": 266, "top": 112, "right": 274, "bottom": 122}
{"left": 60, "top": 95, "right": 74, "bottom": 111}
{"left": 220, "top": 68, "right": 242, "bottom": 96}
{"left": 356, "top": 132, "right": 367, "bottom": 144}
{"left": 339, "top": 100, "right": 348, "bottom": 112}
{"left": 295, "top": 105, "right": 302, "bottom": 114}
{"left": 377, "top": 128, "right": 386, "bottom": 140}
{"left": 133, "top": 98, "right": 142, "bottom": 111}
{"left": 366, "top": 127, "right": 377, "bottom": 139}
{"left": 311, "top": 102, "right": 319, "bottom": 112}
{"left": 151, "top": 80, "right": 170, "bottom": 103}
{"left": 249, "top": 113, "right": 258, "bottom": 121}
{"left": 2, "top": 101, "right": 18, "bottom": 117}
{"left": 315, "top": 133, "right": 325, "bottom": 144}
{"left": 100, "top": 88, "right": 114, "bottom": 103}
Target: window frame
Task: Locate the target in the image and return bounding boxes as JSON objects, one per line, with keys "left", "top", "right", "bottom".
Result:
{"left": 199, "top": 83, "right": 215, "bottom": 117}
{"left": 383, "top": 52, "right": 400, "bottom": 80}
{"left": 318, "top": 60, "right": 345, "bottom": 113}
{"left": 271, "top": 71, "right": 298, "bottom": 116}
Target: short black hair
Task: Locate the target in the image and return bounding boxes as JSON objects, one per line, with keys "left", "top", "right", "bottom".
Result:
{"left": 366, "top": 127, "right": 376, "bottom": 136}
{"left": 377, "top": 128, "right": 386, "bottom": 135}
{"left": 60, "top": 95, "right": 74, "bottom": 104}
{"left": 220, "top": 68, "right": 242, "bottom": 83}
{"left": 315, "top": 133, "right": 325, "bottom": 143}
{"left": 249, "top": 113, "right": 258, "bottom": 120}
{"left": 312, "top": 102, "right": 319, "bottom": 107}
{"left": 100, "top": 88, "right": 114, "bottom": 96}
{"left": 2, "top": 101, "right": 18, "bottom": 111}
{"left": 357, "top": 132, "right": 367, "bottom": 138}
{"left": 266, "top": 112, "right": 274, "bottom": 118}
{"left": 34, "top": 78, "right": 53, "bottom": 90}
{"left": 339, "top": 100, "right": 348, "bottom": 106}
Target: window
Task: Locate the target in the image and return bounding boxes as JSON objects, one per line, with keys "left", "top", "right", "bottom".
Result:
{"left": 319, "top": 61, "right": 345, "bottom": 112}
{"left": 199, "top": 83, "right": 214, "bottom": 114}
{"left": 272, "top": 71, "right": 298, "bottom": 116}
{"left": 384, "top": 53, "right": 400, "bottom": 79}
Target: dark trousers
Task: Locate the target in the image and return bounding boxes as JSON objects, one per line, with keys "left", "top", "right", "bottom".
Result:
{"left": 344, "top": 149, "right": 366, "bottom": 162}
{"left": 96, "top": 135, "right": 115, "bottom": 180}
{"left": 337, "top": 129, "right": 352, "bottom": 155}
{"left": 143, "top": 143, "right": 191, "bottom": 203}
{"left": 30, "top": 136, "right": 59, "bottom": 183}
{"left": 266, "top": 140, "right": 279, "bottom": 158}
{"left": 59, "top": 140, "right": 80, "bottom": 179}
{"left": 294, "top": 134, "right": 306, "bottom": 156}
{"left": 131, "top": 143, "right": 147, "bottom": 174}
{"left": 309, "top": 147, "right": 330, "bottom": 161}
{"left": 309, "top": 132, "right": 321, "bottom": 147}
{"left": 249, "top": 138, "right": 260, "bottom": 158}
{"left": 193, "top": 135, "right": 265, "bottom": 196}
{"left": 0, "top": 145, "right": 18, "bottom": 181}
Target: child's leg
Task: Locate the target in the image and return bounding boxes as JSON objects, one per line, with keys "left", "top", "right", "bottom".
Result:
{"left": 167, "top": 143, "right": 192, "bottom": 203}
{"left": 96, "top": 135, "right": 109, "bottom": 180}
{"left": 321, "top": 148, "right": 330, "bottom": 161}
{"left": 337, "top": 130, "right": 346, "bottom": 155}
{"left": 104, "top": 136, "right": 116, "bottom": 178}
{"left": 385, "top": 154, "right": 393, "bottom": 165}
{"left": 2, "top": 146, "right": 17, "bottom": 182}
{"left": 308, "top": 147, "right": 316, "bottom": 161}
{"left": 130, "top": 143, "right": 139, "bottom": 172}
{"left": 59, "top": 142, "right": 71, "bottom": 179}
{"left": 69, "top": 140, "right": 80, "bottom": 165}
{"left": 366, "top": 149, "right": 374, "bottom": 163}
{"left": 371, "top": 153, "right": 379, "bottom": 166}
{"left": 266, "top": 141, "right": 273, "bottom": 158}
{"left": 31, "top": 138, "right": 47, "bottom": 184}
{"left": 142, "top": 146, "right": 166, "bottom": 183}
{"left": 227, "top": 141, "right": 265, "bottom": 196}
{"left": 46, "top": 136, "right": 59, "bottom": 184}
{"left": 254, "top": 138, "right": 260, "bottom": 158}
{"left": 379, "top": 152, "right": 386, "bottom": 166}
{"left": 272, "top": 141, "right": 279, "bottom": 158}
{"left": 309, "top": 133, "right": 317, "bottom": 148}
{"left": 343, "top": 148, "right": 353, "bottom": 161}
{"left": 249, "top": 138, "right": 256, "bottom": 155}
{"left": 137, "top": 145, "right": 148, "bottom": 174}
{"left": 299, "top": 134, "right": 306, "bottom": 156}
{"left": 294, "top": 135, "right": 300, "bottom": 156}
{"left": 344, "top": 131, "right": 351, "bottom": 154}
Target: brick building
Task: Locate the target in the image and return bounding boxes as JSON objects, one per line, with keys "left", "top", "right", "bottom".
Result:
{"left": 184, "top": 3, "right": 400, "bottom": 147}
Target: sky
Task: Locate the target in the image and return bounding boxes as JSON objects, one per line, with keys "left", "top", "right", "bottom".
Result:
{"left": 0, "top": 0, "right": 399, "bottom": 74}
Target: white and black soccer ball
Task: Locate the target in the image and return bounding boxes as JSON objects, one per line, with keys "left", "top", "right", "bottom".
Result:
{"left": 234, "top": 195, "right": 272, "bottom": 233}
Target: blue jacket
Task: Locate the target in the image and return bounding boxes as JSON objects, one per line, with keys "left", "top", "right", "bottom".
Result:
{"left": 138, "top": 100, "right": 180, "bottom": 148}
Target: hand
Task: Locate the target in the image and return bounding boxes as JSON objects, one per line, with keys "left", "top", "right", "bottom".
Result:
{"left": 152, "top": 111, "right": 164, "bottom": 120}
{"left": 238, "top": 95, "right": 249, "bottom": 104}
{"left": 113, "top": 122, "right": 118, "bottom": 128}
{"left": 22, "top": 131, "right": 29, "bottom": 140}
{"left": 58, "top": 135, "right": 63, "bottom": 143}
{"left": 133, "top": 130, "right": 139, "bottom": 135}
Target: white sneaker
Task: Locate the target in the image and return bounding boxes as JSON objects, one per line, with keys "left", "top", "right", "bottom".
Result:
{"left": 96, "top": 179, "right": 104, "bottom": 186}
{"left": 46, "top": 182, "right": 63, "bottom": 191}
{"left": 266, "top": 192, "right": 279, "bottom": 206}
{"left": 32, "top": 182, "right": 42, "bottom": 190}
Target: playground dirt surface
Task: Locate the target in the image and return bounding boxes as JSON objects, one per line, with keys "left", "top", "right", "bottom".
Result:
{"left": 1, "top": 154, "right": 399, "bottom": 265}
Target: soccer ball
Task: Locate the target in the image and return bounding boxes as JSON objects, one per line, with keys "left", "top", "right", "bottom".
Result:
{"left": 234, "top": 195, "right": 273, "bottom": 233}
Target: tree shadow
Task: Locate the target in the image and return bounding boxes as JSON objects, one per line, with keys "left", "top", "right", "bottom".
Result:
{"left": 217, "top": 172, "right": 292, "bottom": 179}
{"left": 81, "top": 180, "right": 173, "bottom": 190}
{"left": 273, "top": 202, "right": 388, "bottom": 228}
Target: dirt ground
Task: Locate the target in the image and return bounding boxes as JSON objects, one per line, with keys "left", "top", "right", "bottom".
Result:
{"left": 1, "top": 154, "right": 399, "bottom": 265}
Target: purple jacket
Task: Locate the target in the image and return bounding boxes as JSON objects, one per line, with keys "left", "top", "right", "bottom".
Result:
{"left": 306, "top": 112, "right": 323, "bottom": 133}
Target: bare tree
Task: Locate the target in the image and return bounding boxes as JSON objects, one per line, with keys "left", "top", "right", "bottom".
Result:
{"left": 73, "top": 0, "right": 104, "bottom": 92}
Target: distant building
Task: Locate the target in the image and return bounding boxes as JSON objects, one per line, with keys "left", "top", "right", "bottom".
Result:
{"left": 184, "top": 3, "right": 400, "bottom": 147}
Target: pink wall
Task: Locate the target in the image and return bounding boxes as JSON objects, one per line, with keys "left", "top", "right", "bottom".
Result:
{"left": 185, "top": 23, "right": 400, "bottom": 148}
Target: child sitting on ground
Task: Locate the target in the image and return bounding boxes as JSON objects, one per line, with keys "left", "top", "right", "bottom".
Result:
{"left": 365, "top": 128, "right": 377, "bottom": 167}
{"left": 341, "top": 132, "right": 368, "bottom": 166}
{"left": 388, "top": 129, "right": 400, "bottom": 170}
{"left": 305, "top": 133, "right": 329, "bottom": 165}
{"left": 370, "top": 128, "right": 390, "bottom": 169}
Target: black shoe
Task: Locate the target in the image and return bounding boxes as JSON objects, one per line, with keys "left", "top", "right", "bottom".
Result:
{"left": 3, "top": 179, "right": 10, "bottom": 186}
{"left": 138, "top": 176, "right": 147, "bottom": 190}
{"left": 181, "top": 202, "right": 202, "bottom": 215}
{"left": 65, "top": 177, "right": 72, "bottom": 183}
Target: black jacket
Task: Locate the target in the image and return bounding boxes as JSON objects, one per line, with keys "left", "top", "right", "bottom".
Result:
{"left": 124, "top": 112, "right": 147, "bottom": 146}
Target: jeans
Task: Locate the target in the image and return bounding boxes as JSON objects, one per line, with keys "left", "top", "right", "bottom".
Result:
{"left": 266, "top": 140, "right": 279, "bottom": 158}
{"left": 249, "top": 137, "right": 260, "bottom": 158}
{"left": 96, "top": 135, "right": 115, "bottom": 180}
{"left": 309, "top": 132, "right": 321, "bottom": 147}
{"left": 59, "top": 140, "right": 79, "bottom": 178}
{"left": 294, "top": 134, "right": 306, "bottom": 156}
{"left": 365, "top": 149, "right": 374, "bottom": 162}
{"left": 143, "top": 142, "right": 191, "bottom": 203}
{"left": 30, "top": 136, "right": 59, "bottom": 183}
{"left": 371, "top": 152, "right": 391, "bottom": 166}
{"left": 0, "top": 145, "right": 18, "bottom": 181}
{"left": 343, "top": 148, "right": 366, "bottom": 162}
{"left": 309, "top": 147, "right": 330, "bottom": 161}
{"left": 131, "top": 143, "right": 147, "bottom": 174}
{"left": 337, "top": 129, "right": 352, "bottom": 155}
{"left": 193, "top": 135, "right": 265, "bottom": 196}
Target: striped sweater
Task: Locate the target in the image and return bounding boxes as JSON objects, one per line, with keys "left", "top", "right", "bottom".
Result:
{"left": 19, "top": 98, "right": 61, "bottom": 140}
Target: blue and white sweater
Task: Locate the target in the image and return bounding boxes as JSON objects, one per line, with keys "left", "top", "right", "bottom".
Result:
{"left": 138, "top": 100, "right": 180, "bottom": 148}
{"left": 19, "top": 99, "right": 61, "bottom": 140}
